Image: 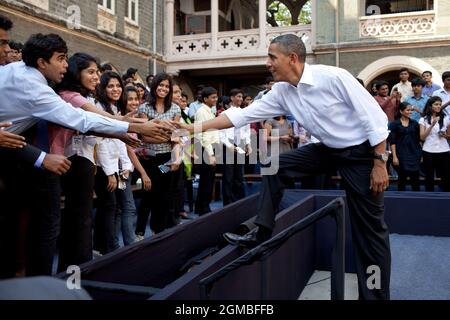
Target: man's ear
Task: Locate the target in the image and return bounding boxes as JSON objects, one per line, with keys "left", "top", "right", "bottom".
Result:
{"left": 36, "top": 57, "right": 47, "bottom": 70}
{"left": 289, "top": 52, "right": 299, "bottom": 64}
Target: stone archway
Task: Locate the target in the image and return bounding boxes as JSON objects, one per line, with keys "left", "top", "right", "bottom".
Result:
{"left": 357, "top": 56, "right": 443, "bottom": 87}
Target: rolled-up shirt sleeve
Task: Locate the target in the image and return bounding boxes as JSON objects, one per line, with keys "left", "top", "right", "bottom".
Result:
{"left": 336, "top": 71, "right": 389, "bottom": 146}
{"left": 26, "top": 81, "right": 129, "bottom": 135}
{"left": 223, "top": 87, "right": 286, "bottom": 129}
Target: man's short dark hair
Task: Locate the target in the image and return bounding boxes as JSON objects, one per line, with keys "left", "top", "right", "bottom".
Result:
{"left": 195, "top": 84, "right": 205, "bottom": 94}
{"left": 229, "top": 88, "right": 244, "bottom": 97}
{"left": 100, "top": 63, "right": 113, "bottom": 72}
{"left": 411, "top": 78, "right": 426, "bottom": 87}
{"left": 22, "top": 33, "right": 68, "bottom": 68}
{"left": 0, "top": 15, "right": 13, "bottom": 31}
{"left": 399, "top": 68, "right": 409, "bottom": 74}
{"left": 8, "top": 41, "right": 23, "bottom": 51}
{"left": 126, "top": 67, "right": 138, "bottom": 75}
{"left": 442, "top": 71, "right": 450, "bottom": 82}
{"left": 422, "top": 70, "right": 432, "bottom": 77}
{"left": 201, "top": 87, "right": 218, "bottom": 102}
{"left": 146, "top": 74, "right": 154, "bottom": 83}
{"left": 181, "top": 92, "right": 188, "bottom": 100}
{"left": 375, "top": 81, "right": 389, "bottom": 90}
{"left": 270, "top": 34, "right": 306, "bottom": 63}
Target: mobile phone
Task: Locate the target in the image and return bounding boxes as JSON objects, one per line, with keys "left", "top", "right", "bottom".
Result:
{"left": 158, "top": 164, "right": 171, "bottom": 174}
{"left": 235, "top": 147, "right": 246, "bottom": 154}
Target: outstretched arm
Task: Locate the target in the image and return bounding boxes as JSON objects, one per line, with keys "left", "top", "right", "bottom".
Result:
{"left": 0, "top": 122, "right": 26, "bottom": 149}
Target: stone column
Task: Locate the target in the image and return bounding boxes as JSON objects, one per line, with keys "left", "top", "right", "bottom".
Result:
{"left": 259, "top": 0, "right": 267, "bottom": 51}
{"left": 165, "top": 0, "right": 175, "bottom": 56}
{"left": 211, "top": 0, "right": 219, "bottom": 52}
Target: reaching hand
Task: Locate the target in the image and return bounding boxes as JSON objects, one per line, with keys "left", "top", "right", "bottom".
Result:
{"left": 122, "top": 110, "right": 147, "bottom": 123}
{"left": 0, "top": 122, "right": 27, "bottom": 149}
{"left": 42, "top": 154, "right": 71, "bottom": 175}
{"left": 140, "top": 119, "right": 174, "bottom": 142}
{"left": 171, "top": 121, "right": 194, "bottom": 134}
{"left": 119, "top": 133, "right": 142, "bottom": 148}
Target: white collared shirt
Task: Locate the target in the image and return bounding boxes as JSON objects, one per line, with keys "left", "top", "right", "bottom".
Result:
{"left": 391, "top": 81, "right": 413, "bottom": 103}
{"left": 220, "top": 106, "right": 251, "bottom": 148}
{"left": 419, "top": 116, "right": 450, "bottom": 153}
{"left": 432, "top": 88, "right": 450, "bottom": 117}
{"left": 224, "top": 63, "right": 388, "bottom": 149}
{"left": 195, "top": 104, "right": 220, "bottom": 156}
{"left": 94, "top": 103, "right": 133, "bottom": 175}
{"left": 0, "top": 61, "right": 129, "bottom": 135}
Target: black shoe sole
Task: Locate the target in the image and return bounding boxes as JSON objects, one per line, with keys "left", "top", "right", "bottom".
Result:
{"left": 223, "top": 233, "right": 259, "bottom": 248}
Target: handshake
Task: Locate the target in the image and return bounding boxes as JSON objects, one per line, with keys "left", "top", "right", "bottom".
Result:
{"left": 137, "top": 119, "right": 178, "bottom": 144}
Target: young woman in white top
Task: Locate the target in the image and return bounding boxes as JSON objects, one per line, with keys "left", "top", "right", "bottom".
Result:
{"left": 419, "top": 96, "right": 450, "bottom": 191}
{"left": 94, "top": 71, "right": 135, "bottom": 253}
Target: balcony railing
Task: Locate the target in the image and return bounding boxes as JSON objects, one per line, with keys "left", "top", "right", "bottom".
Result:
{"left": 360, "top": 10, "right": 435, "bottom": 38}
{"left": 169, "top": 25, "right": 312, "bottom": 60}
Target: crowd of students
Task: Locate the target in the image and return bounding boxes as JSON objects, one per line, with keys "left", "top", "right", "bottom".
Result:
{"left": 371, "top": 68, "right": 450, "bottom": 192}
{"left": 1, "top": 13, "right": 450, "bottom": 281}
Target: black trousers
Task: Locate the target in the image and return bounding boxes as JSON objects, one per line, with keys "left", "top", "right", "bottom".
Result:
{"left": 195, "top": 160, "right": 216, "bottom": 215}
{"left": 0, "top": 152, "right": 24, "bottom": 278}
{"left": 136, "top": 153, "right": 178, "bottom": 235}
{"left": 93, "top": 167, "right": 119, "bottom": 254}
{"left": 57, "top": 155, "right": 95, "bottom": 272}
{"left": 172, "top": 162, "right": 185, "bottom": 215}
{"left": 25, "top": 169, "right": 61, "bottom": 276}
{"left": 394, "top": 166, "right": 420, "bottom": 191}
{"left": 0, "top": 149, "right": 61, "bottom": 278}
{"left": 255, "top": 141, "right": 391, "bottom": 300}
{"left": 222, "top": 145, "right": 246, "bottom": 206}
{"left": 422, "top": 151, "right": 450, "bottom": 192}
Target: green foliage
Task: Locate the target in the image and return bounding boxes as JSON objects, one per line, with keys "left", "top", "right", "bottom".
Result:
{"left": 268, "top": 1, "right": 292, "bottom": 26}
{"left": 267, "top": 0, "right": 311, "bottom": 26}
{"left": 299, "top": 1, "right": 312, "bottom": 25}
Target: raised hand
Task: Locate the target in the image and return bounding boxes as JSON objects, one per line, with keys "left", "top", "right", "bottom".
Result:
{"left": 137, "top": 119, "right": 175, "bottom": 143}
{"left": 119, "top": 133, "right": 142, "bottom": 148}
{"left": 0, "top": 122, "right": 27, "bottom": 149}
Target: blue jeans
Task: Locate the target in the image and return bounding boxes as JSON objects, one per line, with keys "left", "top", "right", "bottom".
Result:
{"left": 115, "top": 178, "right": 137, "bottom": 246}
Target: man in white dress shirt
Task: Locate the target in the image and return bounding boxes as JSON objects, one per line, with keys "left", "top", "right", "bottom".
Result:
{"left": 432, "top": 71, "right": 450, "bottom": 117}
{"left": 391, "top": 68, "right": 413, "bottom": 103}
{"left": 182, "top": 34, "right": 391, "bottom": 300}
{"left": 219, "top": 89, "right": 252, "bottom": 206}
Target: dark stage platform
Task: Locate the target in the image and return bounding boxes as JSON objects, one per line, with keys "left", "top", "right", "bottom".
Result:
{"left": 55, "top": 190, "right": 450, "bottom": 300}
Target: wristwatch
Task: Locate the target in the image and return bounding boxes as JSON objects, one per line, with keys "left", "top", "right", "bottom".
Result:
{"left": 374, "top": 151, "right": 391, "bottom": 162}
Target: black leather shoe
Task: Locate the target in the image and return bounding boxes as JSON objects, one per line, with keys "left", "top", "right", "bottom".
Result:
{"left": 223, "top": 231, "right": 261, "bottom": 248}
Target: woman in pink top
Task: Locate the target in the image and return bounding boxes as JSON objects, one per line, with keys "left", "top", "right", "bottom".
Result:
{"left": 51, "top": 53, "right": 113, "bottom": 270}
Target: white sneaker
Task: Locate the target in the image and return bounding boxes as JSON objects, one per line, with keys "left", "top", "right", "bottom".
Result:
{"left": 135, "top": 234, "right": 145, "bottom": 242}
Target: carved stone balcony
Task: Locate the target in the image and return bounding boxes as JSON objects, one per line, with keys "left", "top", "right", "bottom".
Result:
{"left": 166, "top": 25, "right": 312, "bottom": 74}
{"left": 360, "top": 10, "right": 435, "bottom": 38}
{"left": 170, "top": 25, "right": 312, "bottom": 58}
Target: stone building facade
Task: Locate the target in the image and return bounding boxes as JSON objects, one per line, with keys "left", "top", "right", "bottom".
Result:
{"left": 314, "top": 0, "right": 449, "bottom": 88}
{"left": 0, "top": 0, "right": 166, "bottom": 79}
